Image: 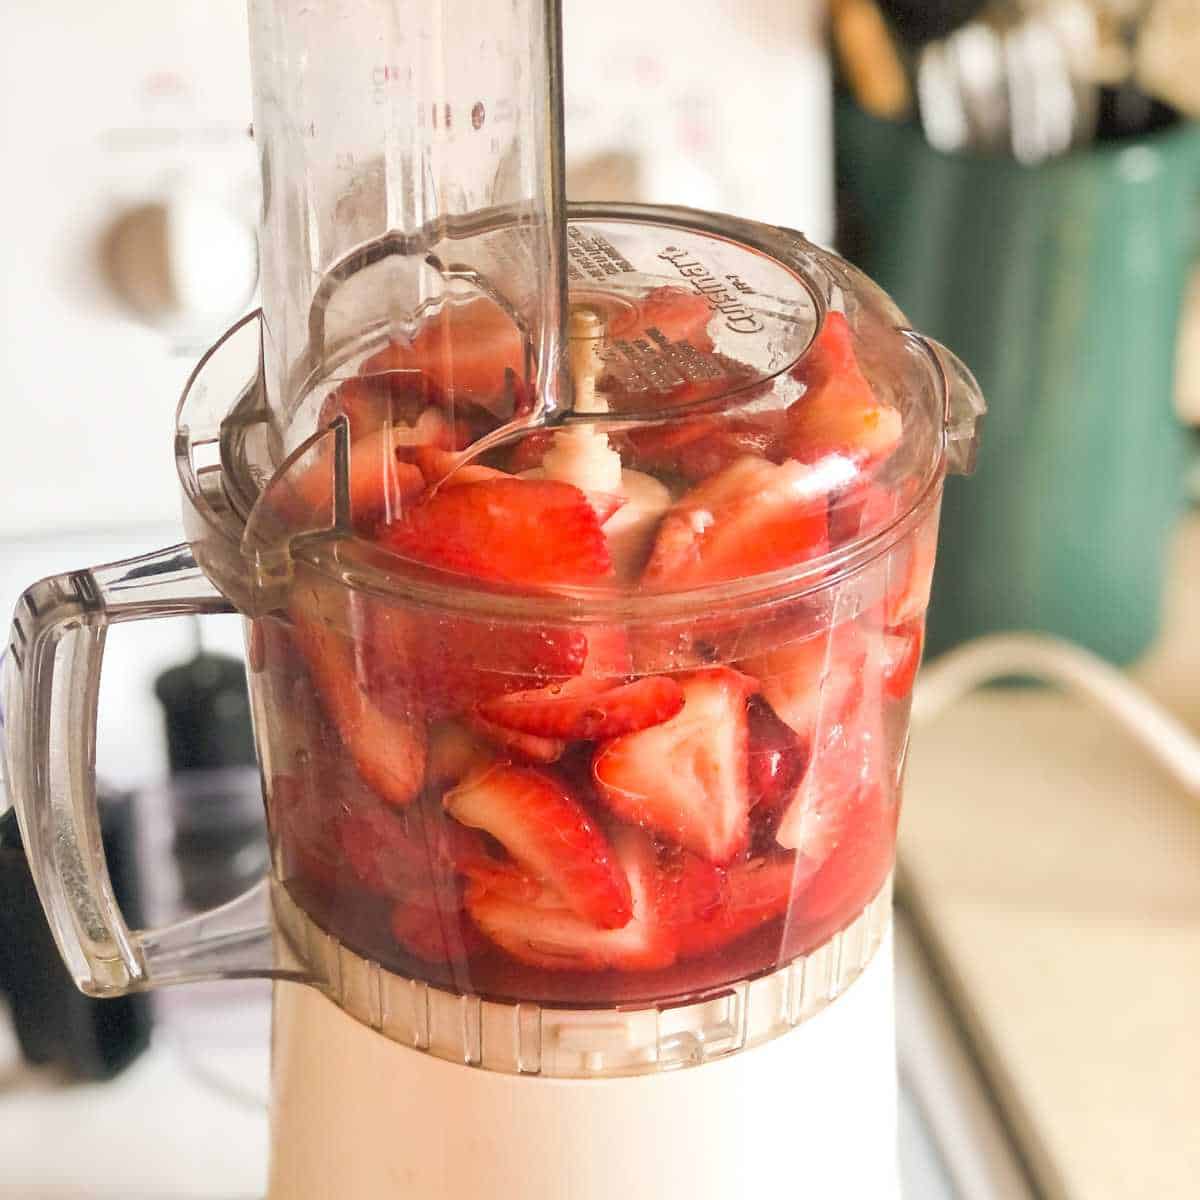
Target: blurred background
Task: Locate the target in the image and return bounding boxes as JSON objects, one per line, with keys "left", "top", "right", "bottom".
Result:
{"left": 0, "top": 0, "right": 1197, "bottom": 1196}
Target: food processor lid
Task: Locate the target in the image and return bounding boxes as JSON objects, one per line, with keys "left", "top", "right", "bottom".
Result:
{"left": 178, "top": 202, "right": 983, "bottom": 614}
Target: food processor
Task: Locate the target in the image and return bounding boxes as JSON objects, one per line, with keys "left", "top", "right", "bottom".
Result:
{"left": 1, "top": 2, "right": 984, "bottom": 1196}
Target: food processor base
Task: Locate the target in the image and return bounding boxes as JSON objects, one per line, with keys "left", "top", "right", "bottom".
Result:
{"left": 267, "top": 928, "right": 900, "bottom": 1200}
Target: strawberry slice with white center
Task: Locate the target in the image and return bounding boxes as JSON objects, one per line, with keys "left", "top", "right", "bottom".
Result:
{"left": 380, "top": 476, "right": 612, "bottom": 587}
{"left": 477, "top": 674, "right": 684, "bottom": 741}
{"left": 466, "top": 827, "right": 676, "bottom": 971}
{"left": 740, "top": 622, "right": 866, "bottom": 743}
{"left": 592, "top": 668, "right": 756, "bottom": 863}
{"left": 444, "top": 763, "right": 633, "bottom": 929}
{"left": 641, "top": 456, "right": 828, "bottom": 590}
{"left": 783, "top": 311, "right": 902, "bottom": 466}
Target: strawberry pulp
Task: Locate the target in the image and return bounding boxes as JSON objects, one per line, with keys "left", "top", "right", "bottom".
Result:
{"left": 261, "top": 292, "right": 927, "bottom": 1006}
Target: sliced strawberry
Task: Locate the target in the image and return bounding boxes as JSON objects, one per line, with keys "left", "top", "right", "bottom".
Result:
{"left": 775, "top": 684, "right": 886, "bottom": 869}
{"left": 390, "top": 898, "right": 487, "bottom": 964}
{"left": 477, "top": 675, "right": 684, "bottom": 741}
{"left": 288, "top": 606, "right": 427, "bottom": 809}
{"left": 783, "top": 312, "right": 902, "bottom": 466}
{"left": 784, "top": 783, "right": 895, "bottom": 957}
{"left": 655, "top": 846, "right": 727, "bottom": 928}
{"left": 668, "top": 852, "right": 798, "bottom": 961}
{"left": 581, "top": 624, "right": 634, "bottom": 678}
{"left": 620, "top": 285, "right": 715, "bottom": 351}
{"left": 673, "top": 414, "right": 788, "bottom": 482}
{"left": 747, "top": 697, "right": 808, "bottom": 818}
{"left": 465, "top": 712, "right": 566, "bottom": 765}
{"left": 426, "top": 720, "right": 493, "bottom": 793}
{"left": 827, "top": 478, "right": 900, "bottom": 548}
{"left": 641, "top": 456, "right": 828, "bottom": 590}
{"left": 458, "top": 859, "right": 542, "bottom": 904}
{"left": 413, "top": 446, "right": 508, "bottom": 488}
{"left": 740, "top": 623, "right": 866, "bottom": 742}
{"left": 335, "top": 801, "right": 432, "bottom": 897}
{"left": 506, "top": 430, "right": 555, "bottom": 474}
{"left": 882, "top": 619, "right": 924, "bottom": 700}
{"left": 275, "top": 425, "right": 427, "bottom": 532}
{"left": 615, "top": 418, "right": 711, "bottom": 473}
{"left": 361, "top": 297, "right": 525, "bottom": 414}
{"left": 272, "top": 772, "right": 340, "bottom": 893}
{"left": 514, "top": 463, "right": 627, "bottom": 526}
{"left": 380, "top": 476, "right": 612, "bottom": 587}
{"left": 362, "top": 601, "right": 588, "bottom": 721}
{"left": 318, "top": 369, "right": 445, "bottom": 439}
{"left": 445, "top": 764, "right": 633, "bottom": 929}
{"left": 466, "top": 827, "right": 676, "bottom": 971}
{"left": 388, "top": 406, "right": 473, "bottom": 462}
{"left": 335, "top": 781, "right": 498, "bottom": 897}
{"left": 885, "top": 511, "right": 939, "bottom": 626}
{"left": 593, "top": 668, "right": 756, "bottom": 863}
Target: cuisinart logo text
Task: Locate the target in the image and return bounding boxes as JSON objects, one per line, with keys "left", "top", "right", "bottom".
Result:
{"left": 657, "top": 247, "right": 763, "bottom": 334}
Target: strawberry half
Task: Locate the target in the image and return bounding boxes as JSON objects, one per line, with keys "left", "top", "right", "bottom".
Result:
{"left": 746, "top": 697, "right": 809, "bottom": 820}
{"left": 740, "top": 623, "right": 866, "bottom": 743}
{"left": 477, "top": 675, "right": 684, "bottom": 741}
{"left": 275, "top": 425, "right": 426, "bottom": 533}
{"left": 288, "top": 608, "right": 427, "bottom": 809}
{"left": 466, "top": 827, "right": 676, "bottom": 971}
{"left": 380, "top": 476, "right": 612, "bottom": 587}
{"left": 361, "top": 296, "right": 525, "bottom": 415}
{"left": 444, "top": 764, "right": 633, "bottom": 929}
{"left": 593, "top": 668, "right": 756, "bottom": 863}
{"left": 783, "top": 312, "right": 902, "bottom": 465}
{"left": 641, "top": 456, "right": 828, "bottom": 590}
{"left": 775, "top": 682, "right": 886, "bottom": 868}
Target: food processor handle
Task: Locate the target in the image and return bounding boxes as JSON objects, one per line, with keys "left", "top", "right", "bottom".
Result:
{"left": 0, "top": 543, "right": 293, "bottom": 997}
{"left": 902, "top": 331, "right": 987, "bottom": 475}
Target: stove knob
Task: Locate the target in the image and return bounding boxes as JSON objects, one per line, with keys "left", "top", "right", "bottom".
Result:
{"left": 104, "top": 194, "right": 258, "bottom": 329}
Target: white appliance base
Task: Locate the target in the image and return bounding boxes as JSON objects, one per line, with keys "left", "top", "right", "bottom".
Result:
{"left": 268, "top": 928, "right": 899, "bottom": 1200}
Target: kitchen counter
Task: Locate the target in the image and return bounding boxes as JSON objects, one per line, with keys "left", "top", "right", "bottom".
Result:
{"left": 900, "top": 510, "right": 1200, "bottom": 1198}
